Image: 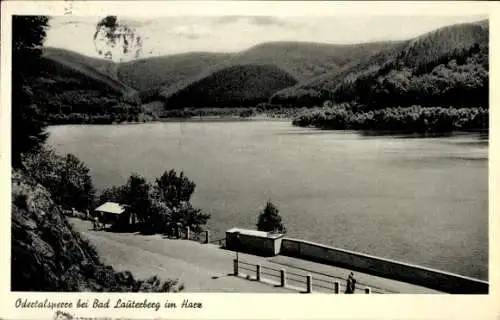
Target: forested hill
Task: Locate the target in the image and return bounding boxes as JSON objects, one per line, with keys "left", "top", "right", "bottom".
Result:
{"left": 271, "top": 20, "right": 489, "bottom": 108}
{"left": 36, "top": 48, "right": 142, "bottom": 124}
{"left": 36, "top": 19, "right": 488, "bottom": 124}
{"left": 163, "top": 64, "right": 298, "bottom": 108}
{"left": 39, "top": 41, "right": 391, "bottom": 113}
{"left": 43, "top": 47, "right": 124, "bottom": 88}
{"left": 270, "top": 41, "right": 408, "bottom": 106}
{"left": 226, "top": 41, "right": 396, "bottom": 82}
{"left": 117, "top": 52, "right": 235, "bottom": 102}
{"left": 133, "top": 41, "right": 395, "bottom": 103}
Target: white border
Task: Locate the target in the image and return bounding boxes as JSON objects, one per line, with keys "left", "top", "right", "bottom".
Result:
{"left": 1, "top": 1, "right": 499, "bottom": 319}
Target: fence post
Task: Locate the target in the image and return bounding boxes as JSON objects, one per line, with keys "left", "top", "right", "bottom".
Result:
{"left": 365, "top": 287, "right": 371, "bottom": 294}
{"left": 334, "top": 281, "right": 340, "bottom": 294}
{"left": 306, "top": 275, "right": 312, "bottom": 293}
{"left": 256, "top": 265, "right": 261, "bottom": 281}
{"left": 280, "top": 269, "right": 286, "bottom": 287}
{"left": 185, "top": 227, "right": 190, "bottom": 240}
{"left": 233, "top": 259, "right": 238, "bottom": 276}
{"left": 204, "top": 230, "right": 210, "bottom": 244}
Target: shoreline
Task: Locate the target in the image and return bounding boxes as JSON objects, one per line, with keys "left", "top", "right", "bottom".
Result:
{"left": 46, "top": 114, "right": 294, "bottom": 127}
{"left": 155, "top": 115, "right": 293, "bottom": 122}
{"left": 46, "top": 119, "right": 490, "bottom": 138}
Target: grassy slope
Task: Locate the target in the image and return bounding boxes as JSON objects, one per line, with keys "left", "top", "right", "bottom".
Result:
{"left": 164, "top": 64, "right": 298, "bottom": 108}
{"left": 271, "top": 20, "right": 488, "bottom": 107}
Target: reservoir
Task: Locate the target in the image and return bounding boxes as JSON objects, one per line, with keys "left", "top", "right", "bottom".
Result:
{"left": 47, "top": 121, "right": 488, "bottom": 280}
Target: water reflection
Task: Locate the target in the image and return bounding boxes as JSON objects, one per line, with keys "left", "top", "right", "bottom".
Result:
{"left": 359, "top": 130, "right": 488, "bottom": 140}
{"left": 281, "top": 129, "right": 489, "bottom": 142}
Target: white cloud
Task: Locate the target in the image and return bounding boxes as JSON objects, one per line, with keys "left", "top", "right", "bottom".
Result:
{"left": 44, "top": 15, "right": 486, "bottom": 60}
{"left": 170, "top": 24, "right": 214, "bottom": 39}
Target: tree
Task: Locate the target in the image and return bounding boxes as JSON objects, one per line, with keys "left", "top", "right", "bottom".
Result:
{"left": 99, "top": 185, "right": 128, "bottom": 204}
{"left": 98, "top": 170, "right": 210, "bottom": 234}
{"left": 57, "top": 154, "right": 96, "bottom": 210}
{"left": 154, "top": 170, "right": 209, "bottom": 233}
{"left": 123, "top": 174, "right": 151, "bottom": 225}
{"left": 155, "top": 170, "right": 196, "bottom": 209}
{"left": 256, "top": 201, "right": 286, "bottom": 233}
{"left": 21, "top": 147, "right": 61, "bottom": 187}
{"left": 22, "top": 147, "right": 96, "bottom": 211}
{"left": 12, "top": 16, "right": 50, "bottom": 167}
{"left": 167, "top": 202, "right": 210, "bottom": 234}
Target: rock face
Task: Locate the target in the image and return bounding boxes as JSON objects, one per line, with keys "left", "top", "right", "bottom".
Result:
{"left": 11, "top": 169, "right": 181, "bottom": 292}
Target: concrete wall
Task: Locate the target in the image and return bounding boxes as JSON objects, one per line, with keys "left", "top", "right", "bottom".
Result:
{"left": 226, "top": 232, "right": 283, "bottom": 257}
{"left": 274, "top": 237, "right": 284, "bottom": 255}
{"left": 281, "top": 238, "right": 488, "bottom": 294}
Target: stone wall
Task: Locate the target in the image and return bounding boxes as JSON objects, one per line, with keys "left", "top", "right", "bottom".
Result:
{"left": 280, "top": 238, "right": 488, "bottom": 294}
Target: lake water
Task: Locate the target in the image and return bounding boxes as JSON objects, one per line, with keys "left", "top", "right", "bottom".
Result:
{"left": 47, "top": 121, "right": 488, "bottom": 280}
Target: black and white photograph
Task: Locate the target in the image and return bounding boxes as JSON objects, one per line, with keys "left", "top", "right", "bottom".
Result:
{"left": 3, "top": 1, "right": 495, "bottom": 313}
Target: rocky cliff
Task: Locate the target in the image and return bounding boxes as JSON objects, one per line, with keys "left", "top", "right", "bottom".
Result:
{"left": 11, "top": 169, "right": 182, "bottom": 292}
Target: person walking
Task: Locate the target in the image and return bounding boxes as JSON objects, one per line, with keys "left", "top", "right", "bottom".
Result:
{"left": 349, "top": 273, "right": 357, "bottom": 293}
{"left": 345, "top": 272, "right": 356, "bottom": 294}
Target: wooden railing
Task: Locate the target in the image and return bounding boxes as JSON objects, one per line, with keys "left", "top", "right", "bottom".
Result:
{"left": 233, "top": 259, "right": 376, "bottom": 294}
{"left": 179, "top": 227, "right": 226, "bottom": 247}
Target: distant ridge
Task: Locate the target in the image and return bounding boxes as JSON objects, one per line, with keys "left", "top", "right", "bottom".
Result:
{"left": 36, "top": 19, "right": 488, "bottom": 121}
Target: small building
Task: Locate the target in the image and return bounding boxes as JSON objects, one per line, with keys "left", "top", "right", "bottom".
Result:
{"left": 226, "top": 227, "right": 285, "bottom": 257}
{"left": 94, "top": 202, "right": 135, "bottom": 229}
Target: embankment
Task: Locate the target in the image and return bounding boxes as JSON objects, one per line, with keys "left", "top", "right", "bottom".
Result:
{"left": 11, "top": 169, "right": 182, "bottom": 292}
{"left": 280, "top": 238, "right": 488, "bottom": 294}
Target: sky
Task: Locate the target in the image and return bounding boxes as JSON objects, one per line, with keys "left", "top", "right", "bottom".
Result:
{"left": 44, "top": 15, "right": 486, "bottom": 62}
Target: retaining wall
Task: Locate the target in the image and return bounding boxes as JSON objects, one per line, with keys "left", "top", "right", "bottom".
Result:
{"left": 280, "top": 238, "right": 488, "bottom": 294}
{"left": 226, "top": 232, "right": 284, "bottom": 257}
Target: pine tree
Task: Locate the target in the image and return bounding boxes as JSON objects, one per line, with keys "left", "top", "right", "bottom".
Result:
{"left": 256, "top": 201, "right": 286, "bottom": 233}
{"left": 12, "top": 16, "right": 50, "bottom": 167}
